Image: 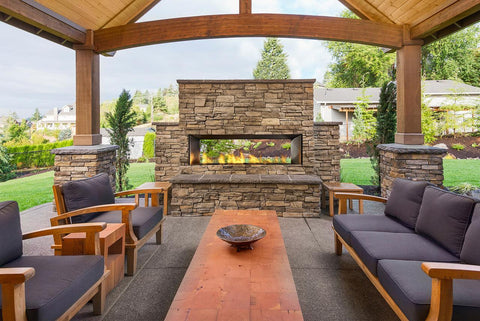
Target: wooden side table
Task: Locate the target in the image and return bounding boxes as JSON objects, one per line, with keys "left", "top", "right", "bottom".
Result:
{"left": 135, "top": 182, "right": 172, "bottom": 214}
{"left": 62, "top": 223, "right": 125, "bottom": 294}
{"left": 321, "top": 182, "right": 364, "bottom": 216}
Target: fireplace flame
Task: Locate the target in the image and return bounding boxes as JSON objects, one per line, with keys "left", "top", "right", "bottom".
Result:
{"left": 200, "top": 152, "right": 289, "bottom": 164}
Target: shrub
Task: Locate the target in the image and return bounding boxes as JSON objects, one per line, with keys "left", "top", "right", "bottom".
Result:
{"left": 6, "top": 139, "right": 73, "bottom": 169}
{"left": 282, "top": 143, "right": 291, "bottom": 150}
{"left": 451, "top": 143, "right": 465, "bottom": 151}
{"left": 142, "top": 132, "right": 155, "bottom": 159}
{"left": 0, "top": 146, "right": 15, "bottom": 181}
{"left": 449, "top": 183, "right": 478, "bottom": 196}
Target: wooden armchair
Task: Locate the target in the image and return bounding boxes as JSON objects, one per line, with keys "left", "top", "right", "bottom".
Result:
{"left": 51, "top": 173, "right": 166, "bottom": 275}
{"left": 0, "top": 200, "right": 108, "bottom": 321}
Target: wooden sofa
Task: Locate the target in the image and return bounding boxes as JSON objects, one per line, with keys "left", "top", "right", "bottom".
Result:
{"left": 51, "top": 173, "right": 166, "bottom": 275}
{"left": 0, "top": 201, "right": 108, "bottom": 321}
{"left": 332, "top": 178, "right": 480, "bottom": 321}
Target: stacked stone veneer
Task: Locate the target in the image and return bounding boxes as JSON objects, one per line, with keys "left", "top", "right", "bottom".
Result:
{"left": 51, "top": 145, "right": 118, "bottom": 192}
{"left": 378, "top": 144, "right": 447, "bottom": 197}
{"left": 155, "top": 79, "right": 341, "bottom": 216}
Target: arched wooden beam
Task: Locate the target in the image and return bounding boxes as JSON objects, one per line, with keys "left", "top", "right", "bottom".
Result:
{"left": 94, "top": 14, "right": 403, "bottom": 53}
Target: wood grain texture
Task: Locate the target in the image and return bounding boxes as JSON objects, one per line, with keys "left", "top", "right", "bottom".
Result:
{"left": 94, "top": 14, "right": 404, "bottom": 52}
{"left": 0, "top": 0, "right": 85, "bottom": 43}
{"left": 338, "top": 0, "right": 393, "bottom": 23}
{"left": 165, "top": 209, "right": 303, "bottom": 321}
{"left": 422, "top": 262, "right": 480, "bottom": 280}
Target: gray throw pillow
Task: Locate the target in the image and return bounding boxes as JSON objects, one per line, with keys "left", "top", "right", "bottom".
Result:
{"left": 0, "top": 201, "right": 23, "bottom": 265}
{"left": 62, "top": 173, "right": 115, "bottom": 223}
{"left": 416, "top": 186, "right": 476, "bottom": 257}
{"left": 384, "top": 178, "right": 430, "bottom": 229}
{"left": 460, "top": 204, "right": 480, "bottom": 265}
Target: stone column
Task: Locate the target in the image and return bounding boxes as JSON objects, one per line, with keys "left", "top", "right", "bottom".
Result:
{"left": 313, "top": 122, "right": 342, "bottom": 182}
{"left": 51, "top": 145, "right": 118, "bottom": 191}
{"left": 377, "top": 144, "right": 447, "bottom": 197}
{"left": 154, "top": 122, "right": 183, "bottom": 181}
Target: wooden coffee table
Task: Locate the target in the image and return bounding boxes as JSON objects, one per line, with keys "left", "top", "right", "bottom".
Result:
{"left": 321, "top": 182, "right": 364, "bottom": 216}
{"left": 61, "top": 223, "right": 125, "bottom": 294}
{"left": 165, "top": 209, "right": 303, "bottom": 321}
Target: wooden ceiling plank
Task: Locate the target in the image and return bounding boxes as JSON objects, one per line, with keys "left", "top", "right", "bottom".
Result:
{"left": 35, "top": 0, "right": 104, "bottom": 29}
{"left": 0, "top": 0, "right": 85, "bottom": 43}
{"left": 337, "top": 0, "right": 394, "bottom": 23}
{"left": 94, "top": 14, "right": 403, "bottom": 53}
{"left": 411, "top": 0, "right": 480, "bottom": 38}
{"left": 394, "top": 0, "right": 456, "bottom": 26}
{"left": 102, "top": 0, "right": 162, "bottom": 29}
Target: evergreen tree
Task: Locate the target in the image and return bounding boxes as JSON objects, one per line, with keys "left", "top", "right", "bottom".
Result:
{"left": 352, "top": 91, "right": 376, "bottom": 142}
{"left": 105, "top": 90, "right": 137, "bottom": 191}
{"left": 376, "top": 81, "right": 397, "bottom": 143}
{"left": 253, "top": 38, "right": 290, "bottom": 79}
{"left": 31, "top": 108, "right": 43, "bottom": 122}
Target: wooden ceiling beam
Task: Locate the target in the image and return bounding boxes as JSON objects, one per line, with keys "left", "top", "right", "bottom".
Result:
{"left": 337, "top": 0, "right": 393, "bottom": 24}
{"left": 0, "top": 0, "right": 85, "bottom": 43}
{"left": 94, "top": 14, "right": 403, "bottom": 53}
{"left": 411, "top": 0, "right": 480, "bottom": 39}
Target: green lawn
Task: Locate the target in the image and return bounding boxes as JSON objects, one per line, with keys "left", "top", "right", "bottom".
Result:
{"left": 341, "top": 158, "right": 480, "bottom": 187}
{"left": 0, "top": 162, "right": 155, "bottom": 212}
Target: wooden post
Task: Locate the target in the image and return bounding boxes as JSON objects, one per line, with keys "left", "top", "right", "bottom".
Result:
{"left": 73, "top": 30, "right": 101, "bottom": 146}
{"left": 239, "top": 0, "right": 252, "bottom": 14}
{"left": 395, "top": 27, "right": 424, "bottom": 145}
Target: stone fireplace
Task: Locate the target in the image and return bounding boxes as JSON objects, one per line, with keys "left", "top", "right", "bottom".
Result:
{"left": 155, "top": 79, "right": 341, "bottom": 216}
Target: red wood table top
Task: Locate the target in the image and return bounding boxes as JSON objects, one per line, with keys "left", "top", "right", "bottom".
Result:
{"left": 165, "top": 209, "right": 303, "bottom": 321}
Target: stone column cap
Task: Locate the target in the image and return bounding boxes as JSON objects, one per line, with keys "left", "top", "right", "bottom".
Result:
{"left": 377, "top": 143, "right": 447, "bottom": 154}
{"left": 51, "top": 144, "right": 119, "bottom": 155}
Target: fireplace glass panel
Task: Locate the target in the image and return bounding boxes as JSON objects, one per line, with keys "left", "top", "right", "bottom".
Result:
{"left": 189, "top": 135, "right": 302, "bottom": 165}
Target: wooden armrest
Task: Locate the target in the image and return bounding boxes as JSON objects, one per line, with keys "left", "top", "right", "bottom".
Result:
{"left": 51, "top": 203, "right": 137, "bottom": 225}
{"left": 0, "top": 268, "right": 35, "bottom": 284}
{"left": 23, "top": 223, "right": 106, "bottom": 240}
{"left": 422, "top": 262, "right": 480, "bottom": 280}
{"left": 333, "top": 192, "right": 387, "bottom": 203}
{"left": 115, "top": 188, "right": 166, "bottom": 197}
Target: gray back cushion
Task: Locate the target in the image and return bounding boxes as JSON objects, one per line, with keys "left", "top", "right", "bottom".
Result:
{"left": 384, "top": 178, "right": 430, "bottom": 229}
{"left": 62, "top": 173, "right": 115, "bottom": 223}
{"left": 0, "top": 201, "right": 23, "bottom": 265}
{"left": 416, "top": 186, "right": 476, "bottom": 257}
{"left": 461, "top": 204, "right": 480, "bottom": 265}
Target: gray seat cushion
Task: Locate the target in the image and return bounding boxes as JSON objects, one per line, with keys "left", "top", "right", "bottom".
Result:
{"left": 0, "top": 201, "right": 22, "bottom": 265}
{"left": 89, "top": 206, "right": 163, "bottom": 239}
{"left": 62, "top": 173, "right": 115, "bottom": 223}
{"left": 384, "top": 179, "right": 431, "bottom": 229}
{"left": 350, "top": 231, "right": 460, "bottom": 276}
{"left": 461, "top": 204, "right": 480, "bottom": 265}
{"left": 416, "top": 186, "right": 477, "bottom": 257}
{"left": 378, "top": 260, "right": 480, "bottom": 321}
{"left": 0, "top": 255, "right": 104, "bottom": 321}
{"left": 333, "top": 214, "right": 414, "bottom": 245}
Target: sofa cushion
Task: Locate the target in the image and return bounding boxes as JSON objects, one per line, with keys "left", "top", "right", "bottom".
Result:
{"left": 416, "top": 186, "right": 476, "bottom": 257}
{"left": 0, "top": 255, "right": 104, "bottom": 321}
{"left": 333, "top": 214, "right": 414, "bottom": 245}
{"left": 461, "top": 204, "right": 480, "bottom": 265}
{"left": 384, "top": 179, "right": 430, "bottom": 229}
{"left": 351, "top": 231, "right": 459, "bottom": 276}
{"left": 89, "top": 206, "right": 163, "bottom": 239}
{"left": 0, "top": 201, "right": 23, "bottom": 265}
{"left": 378, "top": 260, "right": 480, "bottom": 321}
{"left": 62, "top": 173, "right": 115, "bottom": 223}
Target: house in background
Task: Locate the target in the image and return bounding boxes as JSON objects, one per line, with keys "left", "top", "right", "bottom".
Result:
{"left": 101, "top": 125, "right": 154, "bottom": 159}
{"left": 37, "top": 104, "right": 76, "bottom": 132}
{"left": 315, "top": 80, "right": 480, "bottom": 141}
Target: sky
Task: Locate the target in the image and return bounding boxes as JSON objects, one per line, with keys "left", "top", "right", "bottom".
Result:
{"left": 0, "top": 0, "right": 346, "bottom": 118}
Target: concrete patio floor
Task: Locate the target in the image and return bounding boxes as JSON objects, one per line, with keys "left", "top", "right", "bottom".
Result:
{"left": 20, "top": 201, "right": 398, "bottom": 321}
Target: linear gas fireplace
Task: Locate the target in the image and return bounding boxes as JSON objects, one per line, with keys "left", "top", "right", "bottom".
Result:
{"left": 189, "top": 135, "right": 302, "bottom": 165}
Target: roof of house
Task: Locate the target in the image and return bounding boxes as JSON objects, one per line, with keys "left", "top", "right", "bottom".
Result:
{"left": 315, "top": 80, "right": 480, "bottom": 105}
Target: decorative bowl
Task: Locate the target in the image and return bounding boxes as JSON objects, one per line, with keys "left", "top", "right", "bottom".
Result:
{"left": 216, "top": 224, "right": 266, "bottom": 251}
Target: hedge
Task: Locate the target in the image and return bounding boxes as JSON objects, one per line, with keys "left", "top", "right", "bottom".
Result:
{"left": 142, "top": 132, "right": 155, "bottom": 159}
{"left": 7, "top": 140, "right": 73, "bottom": 169}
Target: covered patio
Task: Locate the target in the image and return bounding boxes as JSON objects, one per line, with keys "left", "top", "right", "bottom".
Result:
{"left": 2, "top": 0, "right": 480, "bottom": 320}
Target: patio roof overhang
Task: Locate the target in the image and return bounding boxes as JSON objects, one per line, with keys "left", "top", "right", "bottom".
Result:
{"left": 2, "top": 0, "right": 480, "bottom": 145}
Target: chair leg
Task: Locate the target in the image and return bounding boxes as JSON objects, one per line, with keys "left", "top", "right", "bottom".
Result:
{"left": 156, "top": 224, "right": 163, "bottom": 245}
{"left": 92, "top": 280, "right": 106, "bottom": 315}
{"left": 334, "top": 233, "right": 342, "bottom": 256}
{"left": 125, "top": 247, "right": 138, "bottom": 276}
